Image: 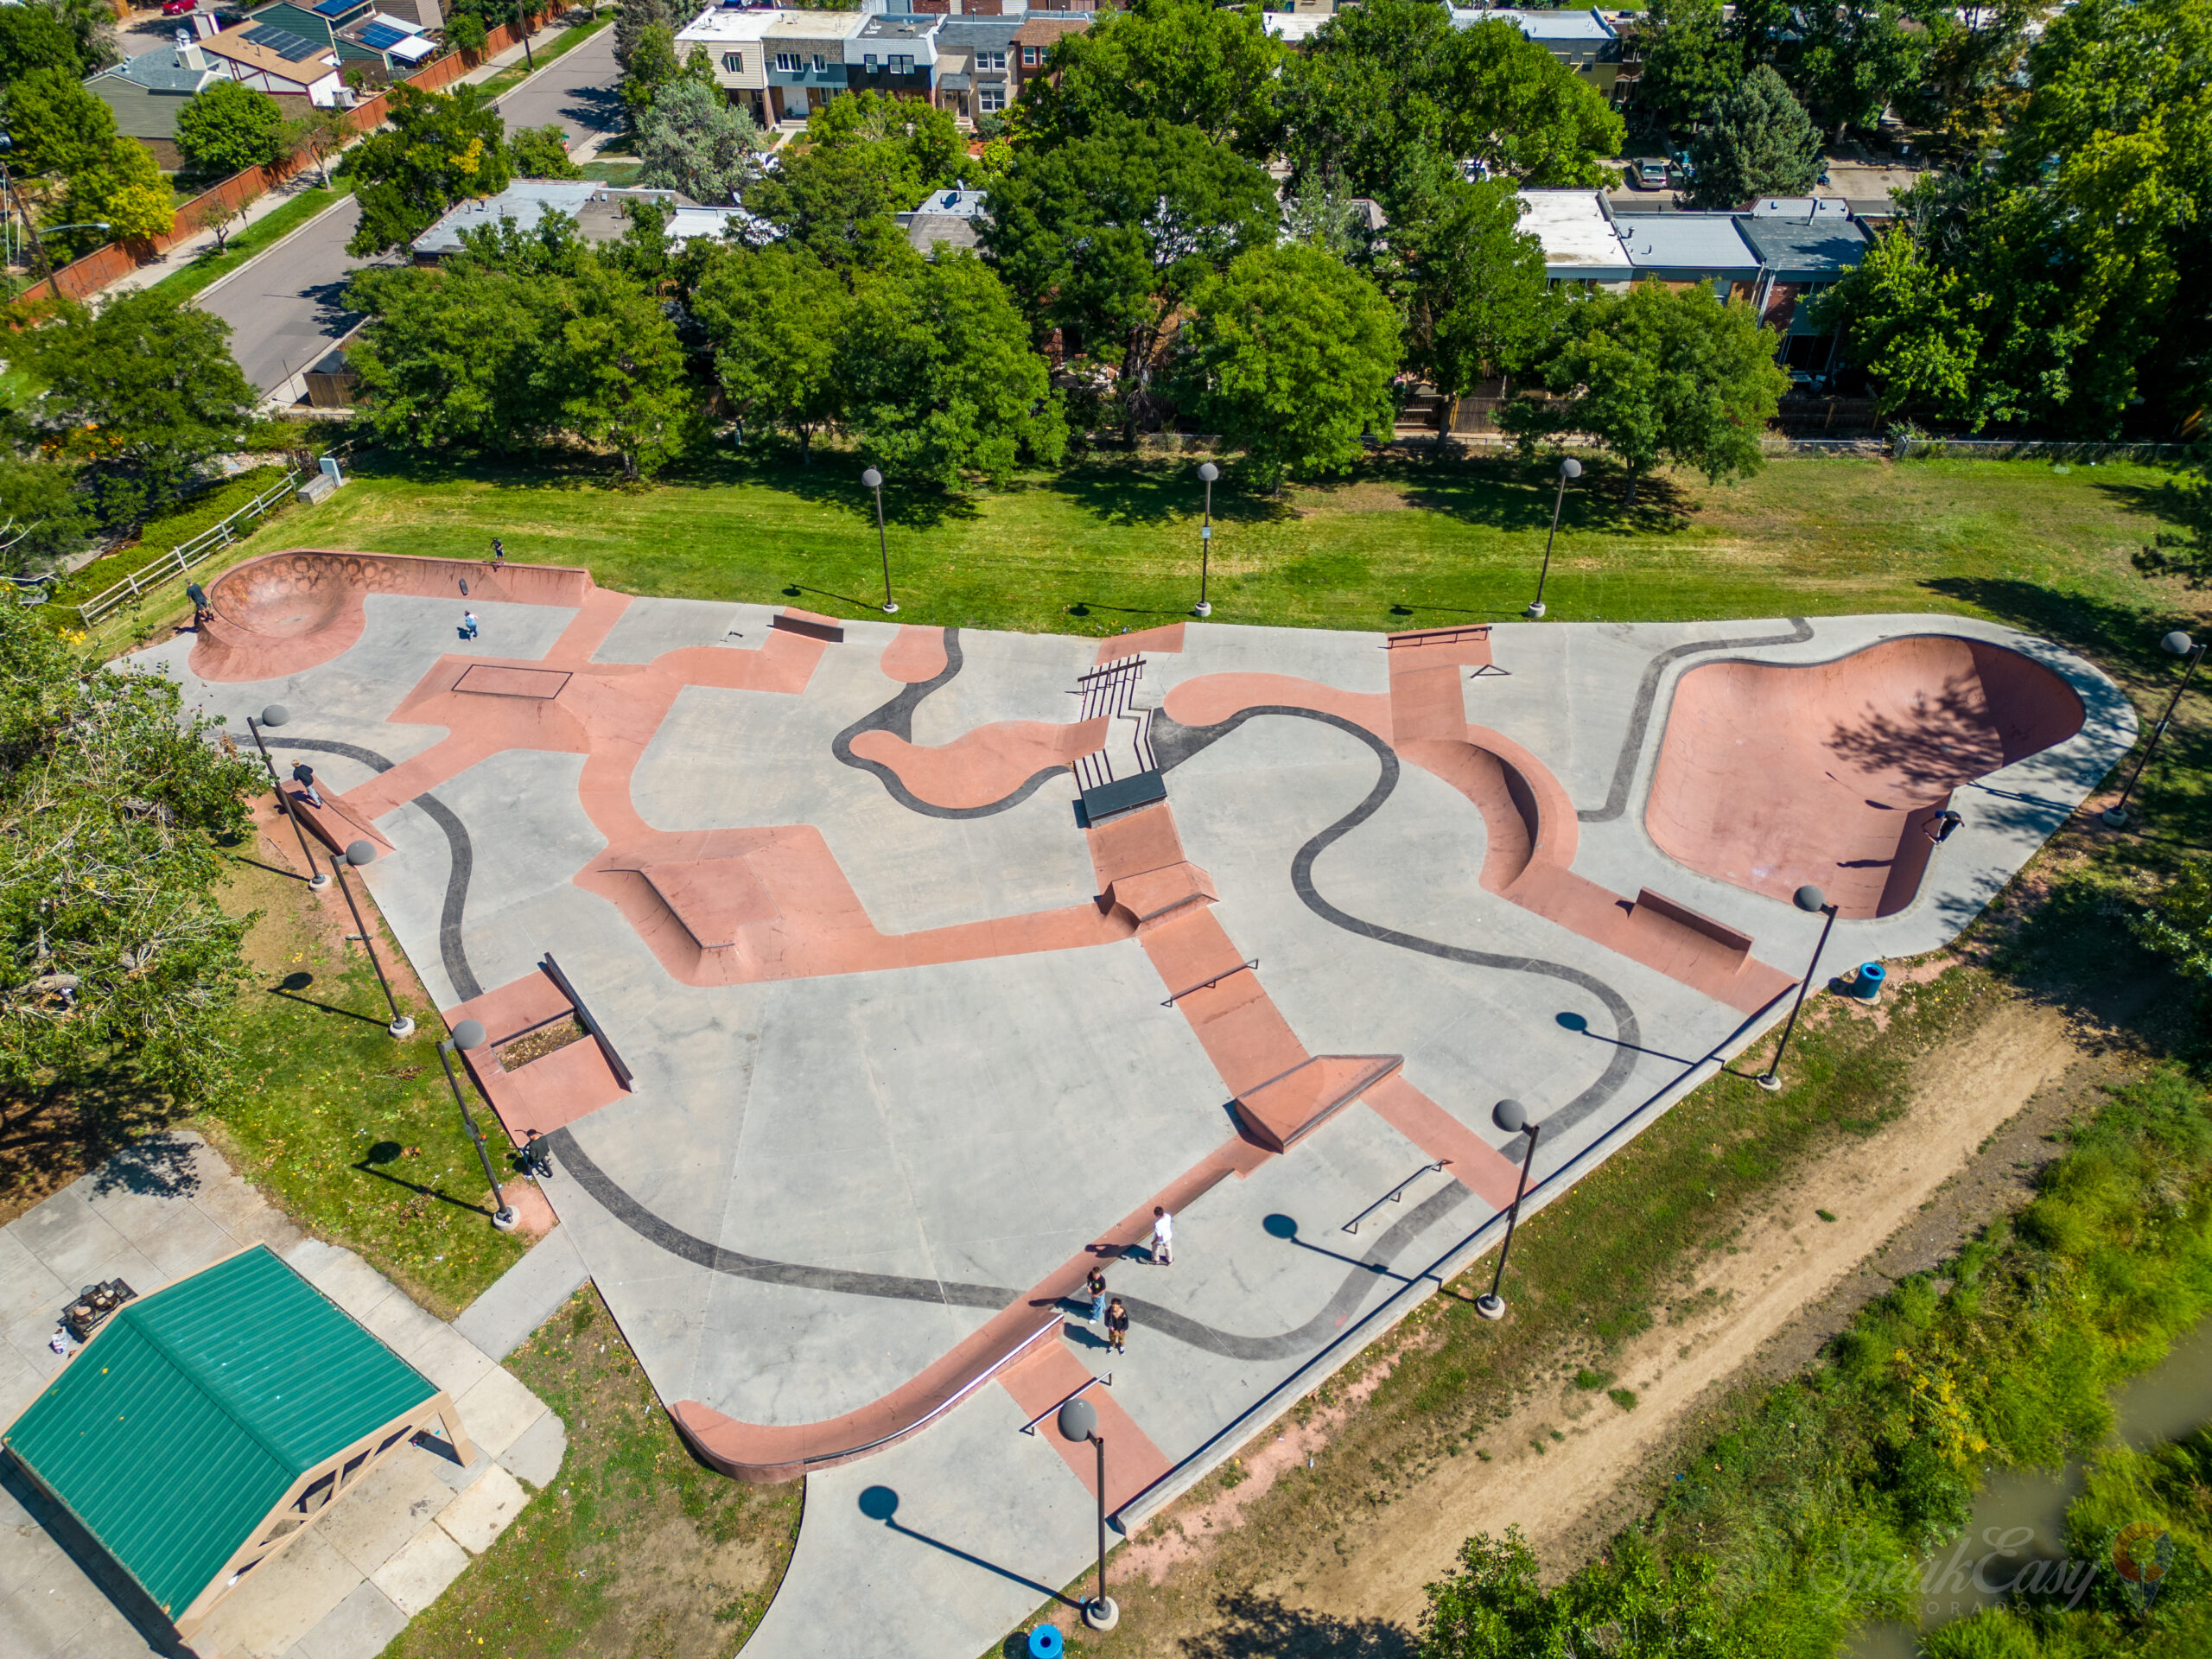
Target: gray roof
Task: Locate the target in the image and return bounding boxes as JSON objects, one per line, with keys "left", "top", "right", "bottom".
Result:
{"left": 89, "top": 52, "right": 219, "bottom": 143}
{"left": 1618, "top": 213, "right": 1760, "bottom": 271}
{"left": 938, "top": 17, "right": 1020, "bottom": 47}
{"left": 114, "top": 45, "right": 222, "bottom": 92}
{"left": 1733, "top": 214, "right": 1872, "bottom": 276}
{"left": 856, "top": 14, "right": 940, "bottom": 39}
{"left": 412, "top": 182, "right": 719, "bottom": 257}
{"left": 904, "top": 214, "right": 980, "bottom": 258}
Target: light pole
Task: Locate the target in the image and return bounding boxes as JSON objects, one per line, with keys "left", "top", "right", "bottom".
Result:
{"left": 1524, "top": 457, "right": 1581, "bottom": 620}
{"left": 333, "top": 841, "right": 414, "bottom": 1039}
{"left": 862, "top": 466, "right": 896, "bottom": 613}
{"left": 245, "top": 704, "right": 329, "bottom": 890}
{"left": 1474, "top": 1098, "right": 1540, "bottom": 1321}
{"left": 437, "top": 1020, "right": 519, "bottom": 1231}
{"left": 1755, "top": 884, "right": 1839, "bottom": 1092}
{"left": 2102, "top": 630, "right": 2204, "bottom": 828}
{"left": 1057, "top": 1397, "right": 1118, "bottom": 1630}
{"left": 1194, "top": 461, "right": 1218, "bottom": 618}
{"left": 515, "top": 0, "right": 534, "bottom": 68}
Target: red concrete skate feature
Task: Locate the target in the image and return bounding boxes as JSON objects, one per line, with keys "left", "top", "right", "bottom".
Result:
{"left": 449, "top": 967, "right": 626, "bottom": 1146}
{"left": 192, "top": 550, "right": 595, "bottom": 681}
{"left": 1647, "top": 637, "right": 2085, "bottom": 918}
{"left": 848, "top": 715, "right": 1109, "bottom": 810}
{"left": 999, "top": 1343, "right": 1173, "bottom": 1510}
{"left": 880, "top": 625, "right": 950, "bottom": 683}
{"left": 1233, "top": 1055, "right": 1406, "bottom": 1154}
{"left": 1099, "top": 623, "right": 1186, "bottom": 662}
{"left": 579, "top": 825, "right": 1129, "bottom": 987}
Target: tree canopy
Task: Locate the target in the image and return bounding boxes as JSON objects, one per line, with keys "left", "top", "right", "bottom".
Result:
{"left": 0, "top": 3, "right": 82, "bottom": 83}
{"left": 1175, "top": 243, "right": 1402, "bottom": 489}
{"left": 690, "top": 244, "right": 851, "bottom": 462}
{"left": 637, "top": 76, "right": 763, "bottom": 205}
{"left": 508, "top": 123, "right": 582, "bottom": 180}
{"left": 1419, "top": 1529, "right": 1745, "bottom": 1659}
{"left": 1395, "top": 178, "right": 1558, "bottom": 435}
{"left": 982, "top": 116, "right": 1278, "bottom": 437}
{"left": 0, "top": 603, "right": 262, "bottom": 1118}
{"left": 1021, "top": 0, "right": 1287, "bottom": 157}
{"left": 744, "top": 92, "right": 964, "bottom": 270}
{"left": 1686, "top": 64, "right": 1823, "bottom": 208}
{"left": 341, "top": 83, "right": 512, "bottom": 257}
{"left": 174, "top": 79, "right": 289, "bottom": 180}
{"left": 1505, "top": 281, "right": 1786, "bottom": 499}
{"left": 842, "top": 251, "right": 1068, "bottom": 489}
{"left": 1625, "top": 0, "right": 1737, "bottom": 143}
{"left": 6, "top": 290, "right": 256, "bottom": 524}
{"left": 1279, "top": 0, "right": 1624, "bottom": 213}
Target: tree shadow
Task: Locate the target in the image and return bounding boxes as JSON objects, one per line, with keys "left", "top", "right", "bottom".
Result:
{"left": 1045, "top": 456, "right": 1287, "bottom": 531}
{"left": 1395, "top": 450, "right": 1697, "bottom": 537}
{"left": 85, "top": 1132, "right": 204, "bottom": 1201}
{"left": 2089, "top": 474, "right": 2202, "bottom": 534}
{"left": 1179, "top": 1590, "right": 1416, "bottom": 1658}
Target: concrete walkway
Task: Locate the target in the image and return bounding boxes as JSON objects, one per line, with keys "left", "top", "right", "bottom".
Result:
{"left": 0, "top": 1135, "right": 568, "bottom": 1659}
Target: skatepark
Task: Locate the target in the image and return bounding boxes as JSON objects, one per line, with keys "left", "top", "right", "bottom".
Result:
{"left": 143, "top": 550, "right": 2136, "bottom": 1654}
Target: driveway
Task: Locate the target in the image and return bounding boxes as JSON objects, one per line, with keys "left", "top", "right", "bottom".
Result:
{"left": 194, "top": 26, "right": 626, "bottom": 398}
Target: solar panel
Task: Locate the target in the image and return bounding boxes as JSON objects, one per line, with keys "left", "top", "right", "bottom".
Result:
{"left": 313, "top": 0, "right": 365, "bottom": 16}
{"left": 357, "top": 21, "right": 406, "bottom": 48}
{"left": 245, "top": 22, "right": 321, "bottom": 59}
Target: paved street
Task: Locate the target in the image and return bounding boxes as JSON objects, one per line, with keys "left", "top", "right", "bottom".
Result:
{"left": 194, "top": 25, "right": 624, "bottom": 398}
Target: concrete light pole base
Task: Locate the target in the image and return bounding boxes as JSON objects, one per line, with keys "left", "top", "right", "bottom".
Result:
{"left": 493, "top": 1206, "right": 520, "bottom": 1232}
{"left": 1754, "top": 1071, "right": 1782, "bottom": 1093}
{"left": 2101, "top": 807, "right": 2129, "bottom": 828}
{"left": 1524, "top": 601, "right": 1546, "bottom": 620}
{"left": 387, "top": 1015, "right": 416, "bottom": 1039}
{"left": 1473, "top": 1293, "right": 1505, "bottom": 1322}
{"left": 308, "top": 873, "right": 331, "bottom": 891}
{"left": 881, "top": 601, "right": 899, "bottom": 614}
{"left": 1083, "top": 1597, "right": 1120, "bottom": 1632}
{"left": 1193, "top": 601, "right": 1212, "bottom": 618}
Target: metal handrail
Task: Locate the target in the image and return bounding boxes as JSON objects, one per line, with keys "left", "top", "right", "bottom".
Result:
{"left": 1342, "top": 1161, "right": 1452, "bottom": 1235}
{"left": 75, "top": 466, "right": 305, "bottom": 626}
{"left": 1016, "top": 1370, "right": 1113, "bottom": 1436}
{"left": 1161, "top": 959, "right": 1257, "bottom": 1007}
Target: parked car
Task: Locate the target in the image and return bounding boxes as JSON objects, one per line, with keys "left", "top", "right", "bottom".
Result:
{"left": 1636, "top": 157, "right": 1670, "bottom": 189}
{"left": 160, "top": 0, "right": 199, "bottom": 16}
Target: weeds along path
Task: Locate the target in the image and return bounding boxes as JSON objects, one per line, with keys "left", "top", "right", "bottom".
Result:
{"left": 1306, "top": 991, "right": 2086, "bottom": 1627}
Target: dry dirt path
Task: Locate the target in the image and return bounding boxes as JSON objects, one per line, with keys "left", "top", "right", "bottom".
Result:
{"left": 1104, "top": 988, "right": 2100, "bottom": 1641}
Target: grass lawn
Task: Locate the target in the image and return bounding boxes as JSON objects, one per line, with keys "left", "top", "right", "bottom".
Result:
{"left": 141, "top": 186, "right": 346, "bottom": 305}
{"left": 192, "top": 832, "right": 531, "bottom": 1318}
{"left": 577, "top": 160, "right": 642, "bottom": 185}
{"left": 385, "top": 1287, "right": 802, "bottom": 1659}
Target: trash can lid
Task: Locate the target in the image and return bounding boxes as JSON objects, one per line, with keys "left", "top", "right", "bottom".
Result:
{"left": 1859, "top": 962, "right": 1886, "bottom": 980}
{"left": 1027, "top": 1624, "right": 1065, "bottom": 1659}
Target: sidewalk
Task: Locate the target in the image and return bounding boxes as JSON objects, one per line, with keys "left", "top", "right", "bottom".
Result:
{"left": 0, "top": 1133, "right": 570, "bottom": 1659}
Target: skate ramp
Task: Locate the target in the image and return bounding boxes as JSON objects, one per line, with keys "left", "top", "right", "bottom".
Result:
{"left": 191, "top": 550, "right": 594, "bottom": 681}
{"left": 1647, "top": 636, "right": 2085, "bottom": 918}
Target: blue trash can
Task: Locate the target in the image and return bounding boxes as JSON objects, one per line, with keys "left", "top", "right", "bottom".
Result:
{"left": 1852, "top": 962, "right": 1886, "bottom": 1003}
{"left": 1027, "top": 1624, "right": 1065, "bottom": 1659}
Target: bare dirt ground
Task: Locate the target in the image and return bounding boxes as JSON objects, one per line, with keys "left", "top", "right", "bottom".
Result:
{"left": 1096, "top": 980, "right": 2134, "bottom": 1646}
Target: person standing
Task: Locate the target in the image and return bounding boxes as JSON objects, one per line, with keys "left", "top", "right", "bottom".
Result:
{"left": 290, "top": 761, "right": 324, "bottom": 808}
{"left": 186, "top": 580, "right": 212, "bottom": 628}
{"left": 1104, "top": 1296, "right": 1128, "bottom": 1355}
{"left": 461, "top": 610, "right": 480, "bottom": 639}
{"left": 491, "top": 538, "right": 505, "bottom": 566}
{"left": 1150, "top": 1205, "right": 1173, "bottom": 1267}
{"left": 1085, "top": 1268, "right": 1107, "bottom": 1325}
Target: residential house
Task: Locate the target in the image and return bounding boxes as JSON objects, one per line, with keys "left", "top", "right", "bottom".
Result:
{"left": 410, "top": 180, "right": 758, "bottom": 259}
{"left": 1515, "top": 188, "right": 1872, "bottom": 364}
{"left": 1449, "top": 9, "right": 1628, "bottom": 104}
{"left": 766, "top": 10, "right": 869, "bottom": 124}
{"left": 197, "top": 15, "right": 346, "bottom": 105}
{"left": 845, "top": 13, "right": 941, "bottom": 112}
{"left": 1734, "top": 209, "right": 1876, "bottom": 372}
{"left": 933, "top": 16, "right": 1017, "bottom": 123}
{"left": 677, "top": 4, "right": 786, "bottom": 127}
{"left": 86, "top": 35, "right": 223, "bottom": 171}
{"left": 339, "top": 10, "right": 437, "bottom": 73}
{"left": 896, "top": 178, "right": 984, "bottom": 257}
{"left": 1011, "top": 11, "right": 1089, "bottom": 94}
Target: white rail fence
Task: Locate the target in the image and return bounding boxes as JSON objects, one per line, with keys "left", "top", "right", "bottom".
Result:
{"left": 75, "top": 467, "right": 305, "bottom": 628}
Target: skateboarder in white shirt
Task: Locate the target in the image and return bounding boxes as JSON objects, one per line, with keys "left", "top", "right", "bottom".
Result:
{"left": 1150, "top": 1205, "right": 1173, "bottom": 1266}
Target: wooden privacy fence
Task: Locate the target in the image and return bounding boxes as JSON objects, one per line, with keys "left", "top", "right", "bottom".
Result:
{"left": 75, "top": 467, "right": 305, "bottom": 628}
{"left": 18, "top": 8, "right": 556, "bottom": 307}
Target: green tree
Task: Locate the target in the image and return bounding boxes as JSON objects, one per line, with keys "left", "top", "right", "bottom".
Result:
{"left": 0, "top": 4, "right": 81, "bottom": 82}
{"left": 2133, "top": 861, "right": 2212, "bottom": 978}
{"left": 9, "top": 291, "right": 255, "bottom": 524}
{"left": 1806, "top": 223, "right": 1986, "bottom": 421}
{"left": 1796, "top": 0, "right": 1928, "bottom": 142}
{"left": 637, "top": 77, "right": 763, "bottom": 205}
{"left": 690, "top": 245, "right": 851, "bottom": 461}
{"left": 340, "top": 83, "right": 511, "bottom": 257}
{"left": 1505, "top": 281, "right": 1786, "bottom": 501}
{"left": 507, "top": 122, "right": 582, "bottom": 180}
{"left": 446, "top": 12, "right": 487, "bottom": 54}
{"left": 37, "top": 0, "right": 117, "bottom": 73}
{"left": 1280, "top": 0, "right": 1624, "bottom": 213}
{"left": 552, "top": 259, "right": 698, "bottom": 480}
{"left": 1021, "top": 0, "right": 1287, "bottom": 157}
{"left": 840, "top": 251, "right": 1066, "bottom": 489}
{"left": 744, "top": 92, "right": 963, "bottom": 271}
{"left": 1, "top": 67, "right": 118, "bottom": 178}
{"left": 1395, "top": 178, "right": 1558, "bottom": 442}
{"left": 284, "top": 101, "right": 354, "bottom": 190}
{"left": 1897, "top": 2, "right": 2033, "bottom": 163}
{"left": 613, "top": 0, "right": 688, "bottom": 79}
{"left": 173, "top": 79, "right": 289, "bottom": 180}
{"left": 0, "top": 603, "right": 262, "bottom": 1121}
{"left": 1175, "top": 243, "right": 1402, "bottom": 490}
{"left": 1420, "top": 1529, "right": 1745, "bottom": 1659}
{"left": 346, "top": 261, "right": 564, "bottom": 454}
{"left": 0, "top": 454, "right": 91, "bottom": 576}
{"left": 982, "top": 116, "right": 1277, "bottom": 439}
{"left": 1627, "top": 0, "right": 1738, "bottom": 142}
{"left": 60, "top": 137, "right": 174, "bottom": 245}
{"left": 620, "top": 22, "right": 683, "bottom": 124}
{"left": 1687, "top": 64, "right": 1824, "bottom": 207}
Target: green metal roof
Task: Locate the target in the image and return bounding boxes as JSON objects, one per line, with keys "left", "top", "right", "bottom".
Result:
{"left": 3, "top": 1245, "right": 437, "bottom": 1618}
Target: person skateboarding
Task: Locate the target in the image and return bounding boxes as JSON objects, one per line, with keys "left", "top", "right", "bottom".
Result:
{"left": 186, "top": 581, "right": 212, "bottom": 629}
{"left": 1927, "top": 809, "right": 1964, "bottom": 845}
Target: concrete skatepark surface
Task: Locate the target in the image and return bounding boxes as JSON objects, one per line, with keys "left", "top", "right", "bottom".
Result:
{"left": 137, "top": 552, "right": 2135, "bottom": 1656}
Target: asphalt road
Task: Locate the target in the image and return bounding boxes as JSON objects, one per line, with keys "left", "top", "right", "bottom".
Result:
{"left": 196, "top": 28, "right": 625, "bottom": 397}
